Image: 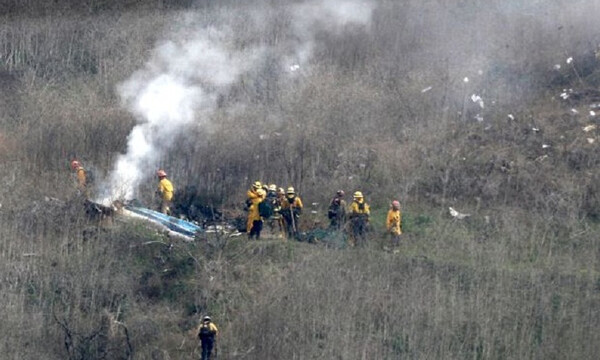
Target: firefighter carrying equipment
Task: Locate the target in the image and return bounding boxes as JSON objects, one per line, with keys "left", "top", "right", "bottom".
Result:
{"left": 198, "top": 317, "right": 218, "bottom": 360}
{"left": 281, "top": 192, "right": 303, "bottom": 239}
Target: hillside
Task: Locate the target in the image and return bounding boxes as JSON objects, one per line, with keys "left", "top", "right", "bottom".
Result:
{"left": 0, "top": 0, "right": 599, "bottom": 359}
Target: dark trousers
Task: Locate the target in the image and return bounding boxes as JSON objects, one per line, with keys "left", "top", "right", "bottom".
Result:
{"left": 201, "top": 339, "right": 214, "bottom": 360}
{"left": 249, "top": 220, "right": 263, "bottom": 239}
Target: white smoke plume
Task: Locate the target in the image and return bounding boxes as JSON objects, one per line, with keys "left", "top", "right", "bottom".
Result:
{"left": 99, "top": 0, "right": 374, "bottom": 204}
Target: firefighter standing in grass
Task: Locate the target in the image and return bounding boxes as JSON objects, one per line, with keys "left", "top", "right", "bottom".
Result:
{"left": 156, "top": 170, "right": 174, "bottom": 215}
{"left": 348, "top": 191, "right": 370, "bottom": 246}
{"left": 246, "top": 181, "right": 266, "bottom": 239}
{"left": 70, "top": 160, "right": 88, "bottom": 197}
{"left": 328, "top": 190, "right": 347, "bottom": 230}
{"left": 386, "top": 200, "right": 402, "bottom": 246}
{"left": 281, "top": 187, "right": 303, "bottom": 239}
{"left": 265, "top": 184, "right": 284, "bottom": 237}
{"left": 197, "top": 316, "right": 218, "bottom": 360}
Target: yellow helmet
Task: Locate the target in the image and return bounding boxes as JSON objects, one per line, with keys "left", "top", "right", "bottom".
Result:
{"left": 286, "top": 187, "right": 295, "bottom": 195}
{"left": 353, "top": 191, "right": 363, "bottom": 198}
{"left": 253, "top": 181, "right": 262, "bottom": 189}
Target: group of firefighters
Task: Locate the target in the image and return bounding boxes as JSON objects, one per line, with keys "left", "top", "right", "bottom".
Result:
{"left": 70, "top": 161, "right": 403, "bottom": 246}
{"left": 243, "top": 181, "right": 402, "bottom": 246}
{"left": 71, "top": 161, "right": 402, "bottom": 359}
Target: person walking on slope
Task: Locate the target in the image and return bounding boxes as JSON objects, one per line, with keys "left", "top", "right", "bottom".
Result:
{"left": 265, "top": 184, "right": 284, "bottom": 237}
{"left": 246, "top": 181, "right": 266, "bottom": 239}
{"left": 197, "top": 315, "right": 218, "bottom": 360}
{"left": 156, "top": 169, "right": 174, "bottom": 215}
{"left": 281, "top": 187, "right": 303, "bottom": 240}
{"left": 328, "top": 190, "right": 347, "bottom": 230}
{"left": 71, "top": 160, "right": 88, "bottom": 197}
{"left": 348, "top": 191, "right": 370, "bottom": 246}
{"left": 386, "top": 200, "right": 402, "bottom": 246}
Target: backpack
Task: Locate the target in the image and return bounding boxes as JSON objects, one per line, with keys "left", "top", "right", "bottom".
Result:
{"left": 258, "top": 200, "right": 274, "bottom": 218}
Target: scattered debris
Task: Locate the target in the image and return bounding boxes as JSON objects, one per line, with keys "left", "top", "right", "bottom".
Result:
{"left": 508, "top": 114, "right": 515, "bottom": 120}
{"left": 542, "top": 144, "right": 551, "bottom": 149}
{"left": 474, "top": 114, "right": 484, "bottom": 122}
{"left": 311, "top": 202, "right": 319, "bottom": 206}
{"left": 587, "top": 138, "right": 596, "bottom": 144}
{"left": 311, "top": 210, "right": 318, "bottom": 214}
{"left": 463, "top": 77, "right": 469, "bottom": 83}
{"left": 289, "top": 64, "right": 300, "bottom": 72}
{"left": 566, "top": 57, "right": 573, "bottom": 64}
{"left": 229, "top": 232, "right": 244, "bottom": 237}
{"left": 590, "top": 111, "right": 596, "bottom": 117}
{"left": 421, "top": 86, "right": 432, "bottom": 93}
{"left": 571, "top": 108, "right": 579, "bottom": 114}
{"left": 590, "top": 104, "right": 600, "bottom": 109}
{"left": 532, "top": 127, "right": 540, "bottom": 132}
{"left": 553, "top": 64, "right": 561, "bottom": 70}
{"left": 449, "top": 207, "right": 470, "bottom": 220}
{"left": 583, "top": 124, "right": 596, "bottom": 132}
{"left": 535, "top": 154, "right": 549, "bottom": 162}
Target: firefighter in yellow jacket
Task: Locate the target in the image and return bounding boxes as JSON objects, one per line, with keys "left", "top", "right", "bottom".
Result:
{"left": 281, "top": 187, "right": 303, "bottom": 239}
{"left": 348, "top": 191, "right": 370, "bottom": 246}
{"left": 386, "top": 200, "right": 402, "bottom": 246}
{"left": 197, "top": 315, "right": 218, "bottom": 360}
{"left": 157, "top": 169, "right": 174, "bottom": 215}
{"left": 71, "top": 160, "right": 88, "bottom": 197}
{"left": 246, "top": 181, "right": 266, "bottom": 239}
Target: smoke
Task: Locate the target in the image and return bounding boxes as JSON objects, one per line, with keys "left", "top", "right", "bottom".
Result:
{"left": 98, "top": 0, "right": 374, "bottom": 204}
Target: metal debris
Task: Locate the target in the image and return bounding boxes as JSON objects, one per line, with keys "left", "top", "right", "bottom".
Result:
{"left": 553, "top": 64, "right": 561, "bottom": 70}
{"left": 571, "top": 108, "right": 579, "bottom": 114}
{"left": 535, "top": 154, "right": 549, "bottom": 162}
{"left": 474, "top": 114, "right": 484, "bottom": 122}
{"left": 583, "top": 124, "right": 597, "bottom": 132}
{"left": 449, "top": 207, "right": 470, "bottom": 219}
{"left": 532, "top": 127, "right": 540, "bottom": 132}
{"left": 471, "top": 94, "right": 484, "bottom": 108}
{"left": 289, "top": 64, "right": 300, "bottom": 72}
{"left": 590, "top": 111, "right": 596, "bottom": 117}
{"left": 508, "top": 114, "right": 515, "bottom": 120}
{"left": 587, "top": 138, "right": 596, "bottom": 144}
{"left": 566, "top": 57, "right": 573, "bottom": 64}
{"left": 463, "top": 77, "right": 469, "bottom": 83}
{"left": 421, "top": 86, "right": 432, "bottom": 93}
{"left": 542, "top": 144, "right": 551, "bottom": 149}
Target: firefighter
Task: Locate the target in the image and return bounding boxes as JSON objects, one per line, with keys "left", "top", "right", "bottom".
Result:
{"left": 70, "top": 160, "right": 87, "bottom": 197}
{"left": 281, "top": 187, "right": 303, "bottom": 239}
{"left": 246, "top": 181, "right": 266, "bottom": 239}
{"left": 328, "top": 190, "right": 347, "bottom": 230}
{"left": 348, "top": 191, "right": 370, "bottom": 246}
{"left": 265, "top": 184, "right": 283, "bottom": 236}
{"left": 386, "top": 200, "right": 402, "bottom": 246}
{"left": 197, "top": 315, "right": 218, "bottom": 360}
{"left": 156, "top": 170, "right": 174, "bottom": 215}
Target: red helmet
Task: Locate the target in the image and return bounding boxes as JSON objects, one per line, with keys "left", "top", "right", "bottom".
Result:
{"left": 157, "top": 169, "right": 167, "bottom": 178}
{"left": 71, "top": 160, "right": 81, "bottom": 170}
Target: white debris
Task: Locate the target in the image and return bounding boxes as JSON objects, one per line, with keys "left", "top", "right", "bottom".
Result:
{"left": 359, "top": 163, "right": 366, "bottom": 169}
{"left": 571, "top": 108, "right": 579, "bottom": 114}
{"left": 421, "top": 86, "right": 433, "bottom": 93}
{"left": 471, "top": 94, "right": 484, "bottom": 108}
{"left": 273, "top": 132, "right": 282, "bottom": 137}
{"left": 560, "top": 92, "right": 570, "bottom": 100}
{"left": 508, "top": 114, "right": 515, "bottom": 120}
{"left": 535, "top": 154, "right": 549, "bottom": 162}
{"left": 474, "top": 114, "right": 484, "bottom": 122}
{"left": 542, "top": 144, "right": 551, "bottom": 149}
{"left": 289, "top": 64, "right": 300, "bottom": 72}
{"left": 553, "top": 64, "right": 561, "bottom": 70}
{"left": 587, "top": 138, "right": 596, "bottom": 144}
{"left": 259, "top": 134, "right": 267, "bottom": 140}
{"left": 590, "top": 104, "right": 600, "bottom": 109}
{"left": 532, "top": 127, "right": 540, "bottom": 132}
{"left": 463, "top": 77, "right": 469, "bottom": 83}
{"left": 478, "top": 69, "right": 484, "bottom": 75}
{"left": 311, "top": 210, "right": 318, "bottom": 214}
{"left": 566, "top": 57, "right": 573, "bottom": 64}
{"left": 311, "top": 202, "right": 319, "bottom": 206}
{"left": 590, "top": 111, "right": 596, "bottom": 117}
{"left": 449, "top": 207, "right": 470, "bottom": 219}
{"left": 583, "top": 124, "right": 597, "bottom": 132}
